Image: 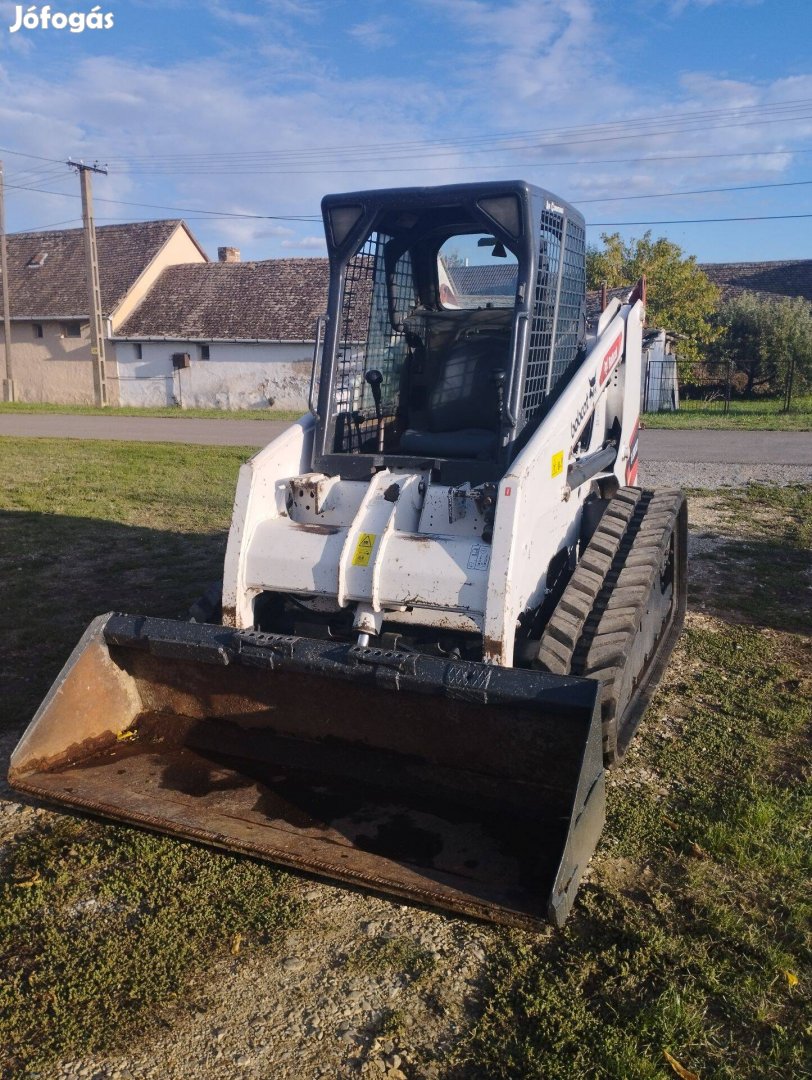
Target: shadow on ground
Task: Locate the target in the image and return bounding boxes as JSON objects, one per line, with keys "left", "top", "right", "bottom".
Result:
{"left": 688, "top": 533, "right": 811, "bottom": 636}
{"left": 0, "top": 509, "right": 227, "bottom": 737}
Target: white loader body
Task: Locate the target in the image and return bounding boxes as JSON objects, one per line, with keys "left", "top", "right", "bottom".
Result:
{"left": 224, "top": 298, "right": 643, "bottom": 666}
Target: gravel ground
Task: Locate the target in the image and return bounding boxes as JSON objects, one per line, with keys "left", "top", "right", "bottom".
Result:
{"left": 638, "top": 460, "right": 812, "bottom": 489}
{"left": 49, "top": 886, "right": 493, "bottom": 1080}
{"left": 4, "top": 456, "right": 808, "bottom": 1079}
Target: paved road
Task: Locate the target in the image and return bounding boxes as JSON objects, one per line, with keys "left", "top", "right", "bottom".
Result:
{"left": 640, "top": 428, "right": 811, "bottom": 465}
{"left": 0, "top": 413, "right": 810, "bottom": 464}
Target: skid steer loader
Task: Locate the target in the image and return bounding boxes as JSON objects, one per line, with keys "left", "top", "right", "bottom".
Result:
{"left": 9, "top": 181, "right": 686, "bottom": 929}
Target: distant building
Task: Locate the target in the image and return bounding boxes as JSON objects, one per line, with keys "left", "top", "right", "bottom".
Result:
{"left": 1, "top": 220, "right": 206, "bottom": 404}
{"left": 114, "top": 254, "right": 328, "bottom": 410}
{"left": 699, "top": 259, "right": 812, "bottom": 303}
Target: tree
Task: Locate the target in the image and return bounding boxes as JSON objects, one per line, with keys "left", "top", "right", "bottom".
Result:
{"left": 711, "top": 292, "right": 812, "bottom": 399}
{"left": 586, "top": 232, "right": 720, "bottom": 361}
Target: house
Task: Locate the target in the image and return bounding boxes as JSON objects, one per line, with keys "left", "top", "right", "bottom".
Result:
{"left": 699, "top": 259, "right": 812, "bottom": 302}
{"left": 114, "top": 254, "right": 329, "bottom": 410}
{"left": 1, "top": 220, "right": 207, "bottom": 404}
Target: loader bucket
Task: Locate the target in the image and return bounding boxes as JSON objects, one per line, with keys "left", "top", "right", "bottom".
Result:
{"left": 9, "top": 613, "right": 604, "bottom": 929}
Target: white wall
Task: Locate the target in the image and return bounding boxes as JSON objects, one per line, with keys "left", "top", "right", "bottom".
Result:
{"left": 113, "top": 340, "right": 314, "bottom": 410}
{"left": 5, "top": 320, "right": 121, "bottom": 405}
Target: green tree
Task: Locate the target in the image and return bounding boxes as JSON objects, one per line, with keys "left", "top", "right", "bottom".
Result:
{"left": 586, "top": 232, "right": 720, "bottom": 361}
{"left": 711, "top": 292, "right": 812, "bottom": 400}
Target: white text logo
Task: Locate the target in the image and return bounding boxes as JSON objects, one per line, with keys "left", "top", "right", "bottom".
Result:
{"left": 9, "top": 5, "right": 115, "bottom": 32}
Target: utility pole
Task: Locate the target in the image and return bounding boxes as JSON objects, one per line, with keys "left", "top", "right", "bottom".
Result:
{"left": 0, "top": 161, "right": 15, "bottom": 402}
{"left": 69, "top": 159, "right": 108, "bottom": 406}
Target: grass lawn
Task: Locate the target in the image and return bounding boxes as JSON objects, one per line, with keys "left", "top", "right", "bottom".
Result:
{"left": 643, "top": 395, "right": 812, "bottom": 431}
{"left": 0, "top": 402, "right": 302, "bottom": 421}
{"left": 0, "top": 441, "right": 809, "bottom": 1078}
{"left": 3, "top": 397, "right": 808, "bottom": 431}
{"left": 0, "top": 438, "right": 302, "bottom": 1076}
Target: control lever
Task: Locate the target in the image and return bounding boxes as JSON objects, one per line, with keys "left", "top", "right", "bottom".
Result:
{"left": 365, "top": 369, "right": 385, "bottom": 452}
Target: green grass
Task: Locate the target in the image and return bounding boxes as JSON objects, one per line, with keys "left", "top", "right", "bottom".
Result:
{"left": 688, "top": 484, "right": 812, "bottom": 634}
{"left": 0, "top": 821, "right": 301, "bottom": 1075}
{"left": 346, "top": 934, "right": 437, "bottom": 983}
{"left": 0, "top": 438, "right": 253, "bottom": 727}
{"left": 0, "top": 401, "right": 302, "bottom": 421}
{"left": 448, "top": 625, "right": 811, "bottom": 1080}
{"left": 0, "top": 437, "right": 304, "bottom": 1075}
{"left": 643, "top": 395, "right": 812, "bottom": 430}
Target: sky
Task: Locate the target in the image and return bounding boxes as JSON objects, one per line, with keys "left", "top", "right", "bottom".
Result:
{"left": 0, "top": 0, "right": 811, "bottom": 264}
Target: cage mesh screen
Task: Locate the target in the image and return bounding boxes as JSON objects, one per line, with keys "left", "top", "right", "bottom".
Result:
{"left": 334, "top": 233, "right": 416, "bottom": 451}
{"left": 551, "top": 217, "right": 586, "bottom": 389}
{"left": 523, "top": 211, "right": 562, "bottom": 418}
{"left": 521, "top": 211, "right": 585, "bottom": 424}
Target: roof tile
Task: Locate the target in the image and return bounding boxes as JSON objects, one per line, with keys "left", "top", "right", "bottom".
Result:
{"left": 117, "top": 258, "right": 329, "bottom": 340}
{"left": 4, "top": 220, "right": 186, "bottom": 318}
{"left": 699, "top": 260, "right": 812, "bottom": 302}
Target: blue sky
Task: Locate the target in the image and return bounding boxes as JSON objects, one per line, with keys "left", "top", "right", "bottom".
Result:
{"left": 1, "top": 0, "right": 810, "bottom": 264}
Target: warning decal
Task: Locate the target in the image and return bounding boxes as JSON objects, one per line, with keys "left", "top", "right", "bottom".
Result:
{"left": 351, "top": 532, "right": 377, "bottom": 567}
{"left": 551, "top": 450, "right": 564, "bottom": 478}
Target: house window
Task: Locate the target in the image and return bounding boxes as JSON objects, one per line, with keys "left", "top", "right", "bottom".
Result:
{"left": 199, "top": 344, "right": 211, "bottom": 360}
{"left": 33, "top": 323, "right": 44, "bottom": 339}
{"left": 134, "top": 343, "right": 143, "bottom": 359}
{"left": 61, "top": 322, "right": 83, "bottom": 338}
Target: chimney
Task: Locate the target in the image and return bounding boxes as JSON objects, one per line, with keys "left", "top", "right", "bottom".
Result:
{"left": 218, "top": 246, "right": 241, "bottom": 263}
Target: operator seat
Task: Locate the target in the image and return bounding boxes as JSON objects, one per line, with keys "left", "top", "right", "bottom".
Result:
{"left": 400, "top": 335, "right": 506, "bottom": 459}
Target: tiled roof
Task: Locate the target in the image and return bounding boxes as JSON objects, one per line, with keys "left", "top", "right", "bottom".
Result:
{"left": 586, "top": 286, "right": 631, "bottom": 320}
{"left": 699, "top": 260, "right": 812, "bottom": 302}
{"left": 3, "top": 220, "right": 187, "bottom": 318}
{"left": 448, "top": 264, "right": 517, "bottom": 296}
{"left": 117, "top": 258, "right": 330, "bottom": 341}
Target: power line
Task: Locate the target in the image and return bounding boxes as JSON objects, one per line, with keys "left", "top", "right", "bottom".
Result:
{"left": 106, "top": 113, "right": 812, "bottom": 175}
{"left": 18, "top": 217, "right": 83, "bottom": 231}
{"left": 0, "top": 146, "right": 65, "bottom": 165}
{"left": 3, "top": 95, "right": 812, "bottom": 180}
{"left": 588, "top": 212, "right": 812, "bottom": 226}
{"left": 101, "top": 98, "right": 812, "bottom": 166}
{"left": 577, "top": 177, "right": 812, "bottom": 204}
{"left": 7, "top": 173, "right": 812, "bottom": 226}
{"left": 6, "top": 164, "right": 69, "bottom": 186}
{"left": 4, "top": 181, "right": 321, "bottom": 221}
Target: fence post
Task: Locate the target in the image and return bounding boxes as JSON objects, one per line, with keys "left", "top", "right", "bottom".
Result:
{"left": 724, "top": 360, "right": 732, "bottom": 414}
{"left": 783, "top": 353, "right": 795, "bottom": 413}
{"left": 643, "top": 357, "right": 651, "bottom": 413}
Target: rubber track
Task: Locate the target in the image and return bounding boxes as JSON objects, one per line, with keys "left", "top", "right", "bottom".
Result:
{"left": 535, "top": 487, "right": 642, "bottom": 676}
{"left": 535, "top": 487, "right": 685, "bottom": 763}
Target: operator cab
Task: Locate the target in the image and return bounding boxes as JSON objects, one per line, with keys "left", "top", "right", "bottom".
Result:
{"left": 313, "top": 182, "right": 586, "bottom": 484}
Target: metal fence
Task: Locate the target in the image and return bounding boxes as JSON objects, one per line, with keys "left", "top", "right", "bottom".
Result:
{"left": 643, "top": 357, "right": 809, "bottom": 416}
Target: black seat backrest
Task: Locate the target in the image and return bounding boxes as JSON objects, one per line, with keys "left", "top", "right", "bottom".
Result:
{"left": 427, "top": 336, "right": 508, "bottom": 433}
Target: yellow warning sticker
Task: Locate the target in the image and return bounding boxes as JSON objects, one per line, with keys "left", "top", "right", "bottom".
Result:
{"left": 551, "top": 450, "right": 564, "bottom": 478}
{"left": 352, "top": 532, "right": 377, "bottom": 567}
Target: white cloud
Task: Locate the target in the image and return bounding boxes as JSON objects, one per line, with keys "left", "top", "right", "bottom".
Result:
{"left": 667, "top": 0, "right": 762, "bottom": 13}
{"left": 281, "top": 236, "right": 326, "bottom": 249}
{"left": 203, "top": 2, "right": 265, "bottom": 29}
{"left": 348, "top": 18, "right": 397, "bottom": 49}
